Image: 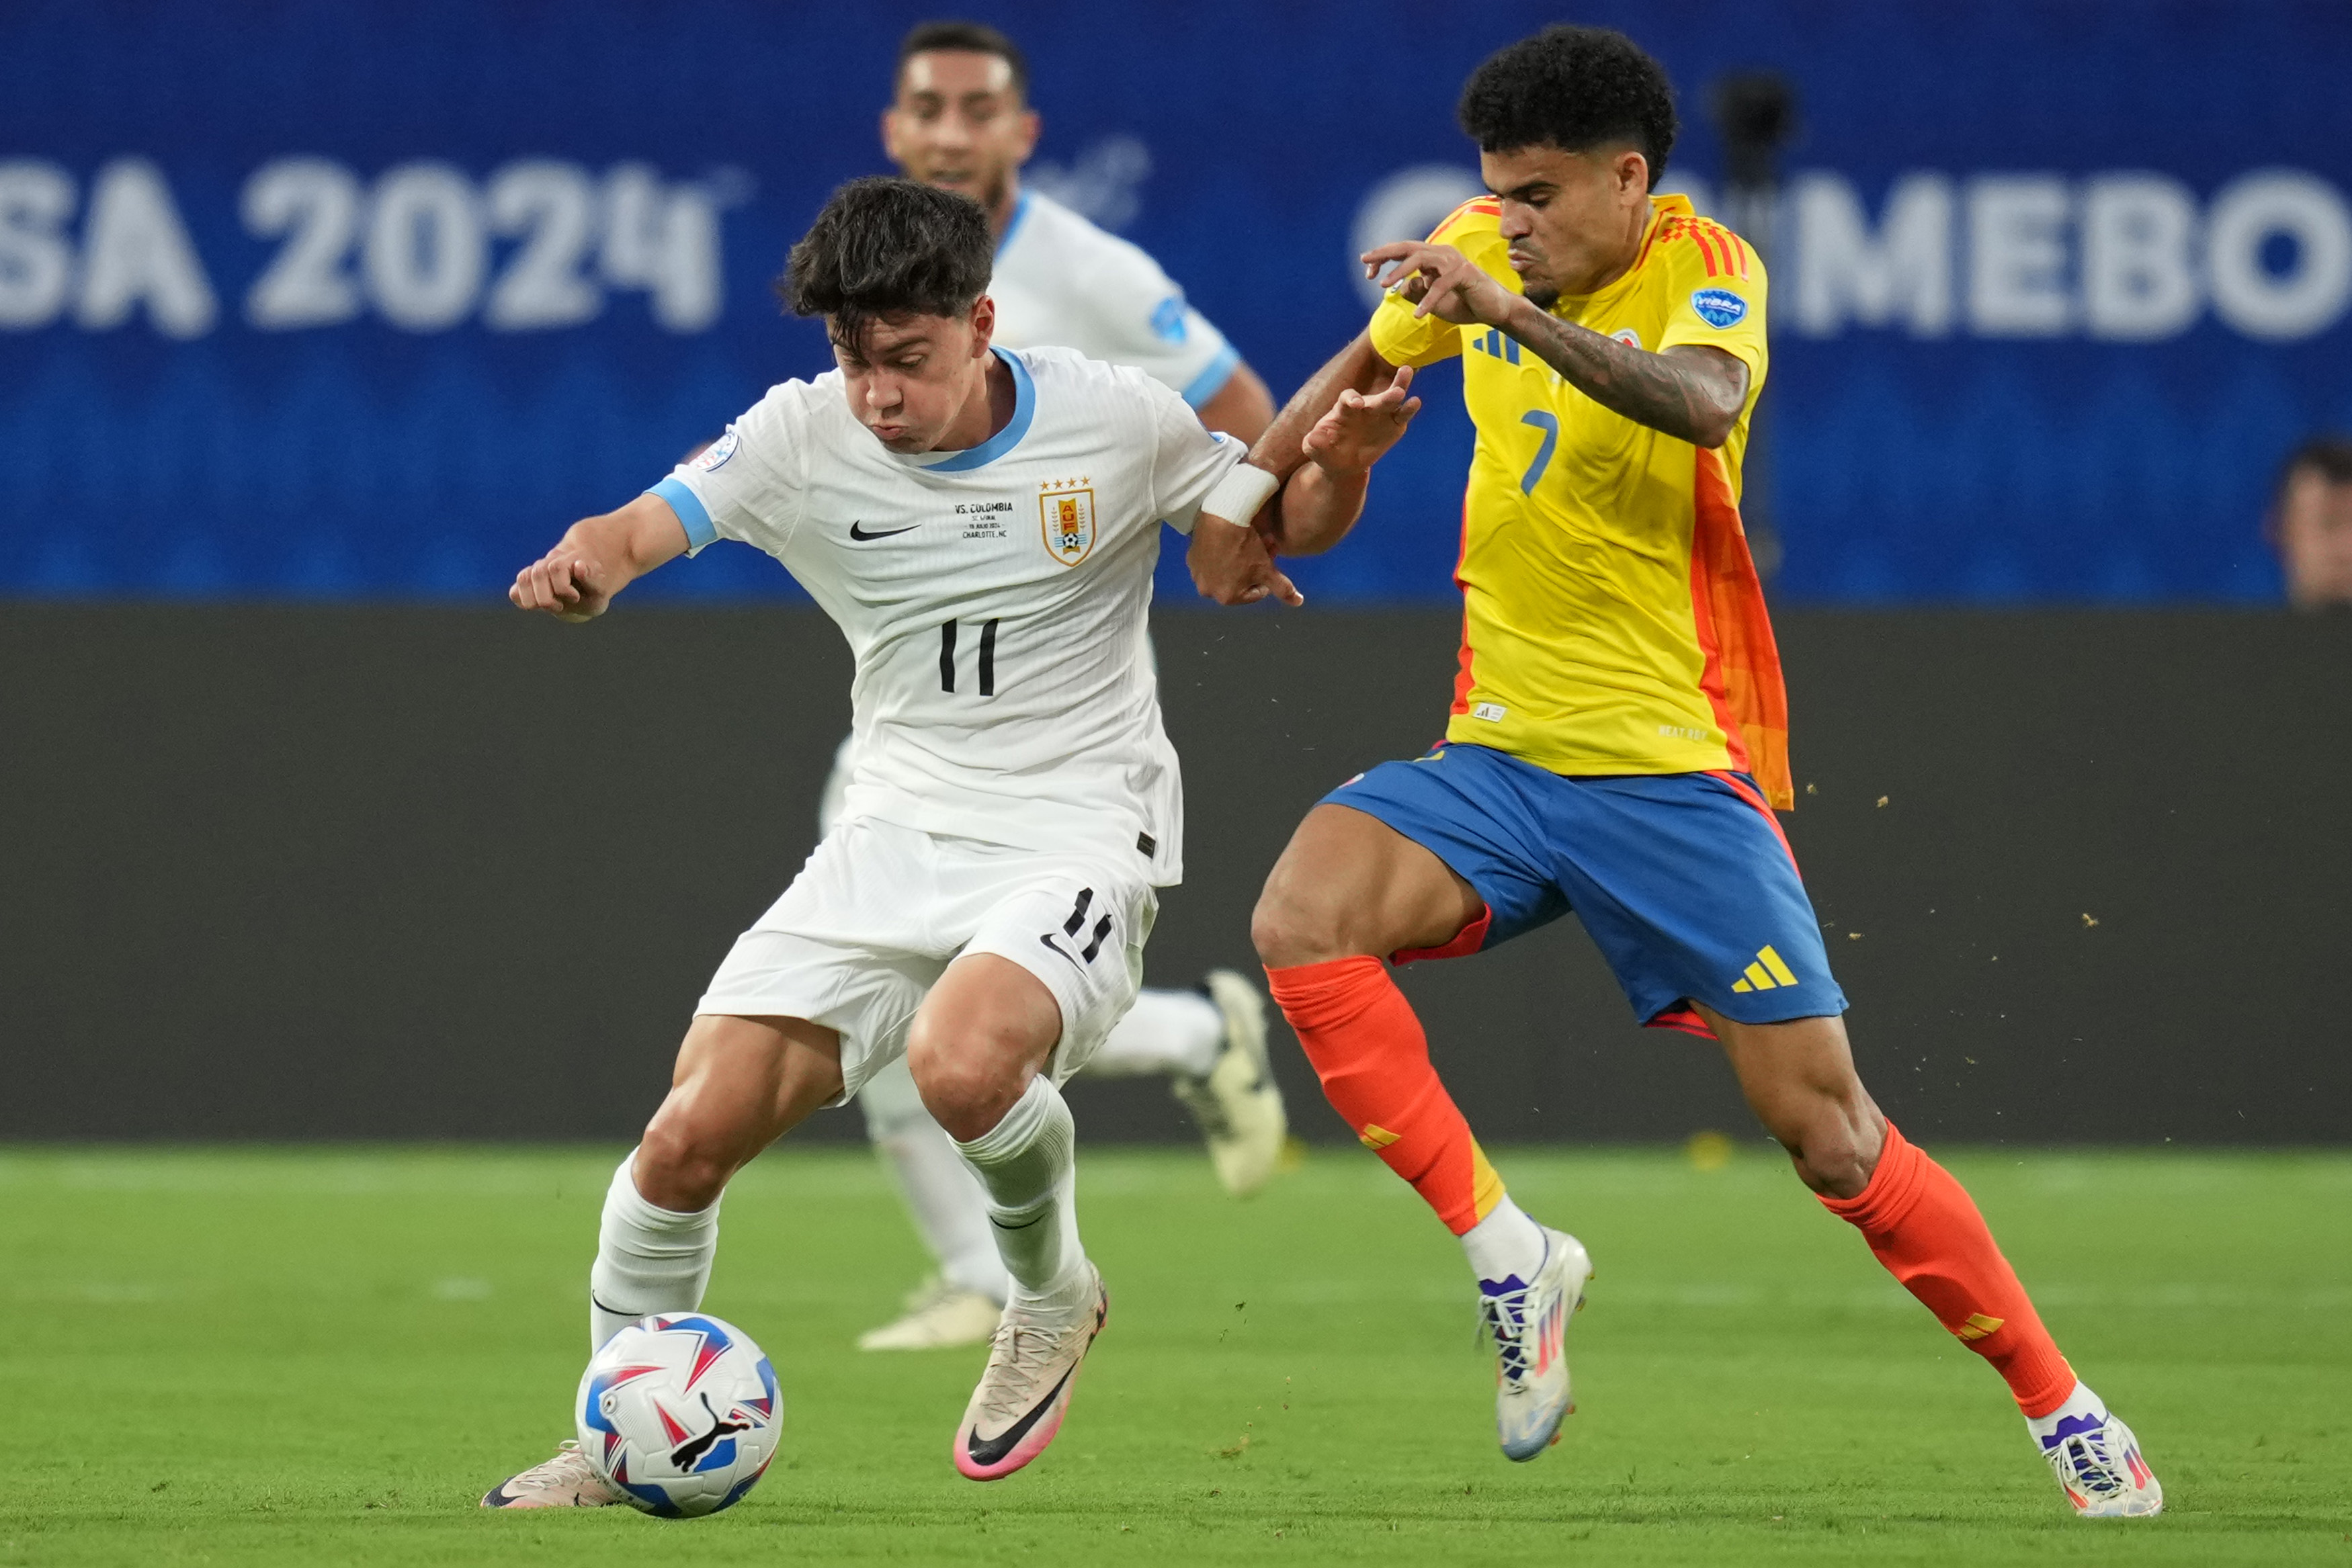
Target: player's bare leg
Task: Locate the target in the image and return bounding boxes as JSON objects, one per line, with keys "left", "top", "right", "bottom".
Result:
{"left": 1702, "top": 1007, "right": 2161, "bottom": 1518}
{"left": 1255, "top": 803, "right": 1591, "bottom": 1460}
{"left": 485, "top": 1014, "right": 841, "bottom": 1510}
{"left": 907, "top": 954, "right": 1108, "bottom": 1481}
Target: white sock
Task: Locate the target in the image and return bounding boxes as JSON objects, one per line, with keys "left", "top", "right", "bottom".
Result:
{"left": 587, "top": 1151, "right": 720, "bottom": 1351}
{"left": 1079, "top": 987, "right": 1224, "bottom": 1079}
{"left": 952, "top": 1075, "right": 1089, "bottom": 1309}
{"left": 1462, "top": 1194, "right": 1548, "bottom": 1289}
{"left": 2026, "top": 1381, "right": 2103, "bottom": 1438}
{"left": 860, "top": 1057, "right": 1011, "bottom": 1304}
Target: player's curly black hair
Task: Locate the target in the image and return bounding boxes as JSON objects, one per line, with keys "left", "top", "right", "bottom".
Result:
{"left": 778, "top": 177, "right": 993, "bottom": 351}
{"left": 1457, "top": 25, "right": 1677, "bottom": 189}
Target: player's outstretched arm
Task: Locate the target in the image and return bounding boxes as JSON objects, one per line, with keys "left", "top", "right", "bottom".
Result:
{"left": 1187, "top": 332, "right": 1406, "bottom": 605}
{"left": 1251, "top": 332, "right": 1410, "bottom": 556}
{"left": 1256, "top": 332, "right": 1396, "bottom": 488}
{"left": 1505, "top": 322, "right": 1747, "bottom": 449}
{"left": 1195, "top": 359, "right": 1277, "bottom": 445}
{"left": 1363, "top": 240, "right": 1750, "bottom": 449}
{"left": 1272, "top": 364, "right": 1421, "bottom": 557}
{"left": 509, "top": 492, "right": 689, "bottom": 622}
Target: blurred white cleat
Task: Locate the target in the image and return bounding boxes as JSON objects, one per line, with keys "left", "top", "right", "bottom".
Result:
{"left": 858, "top": 1274, "right": 1005, "bottom": 1351}
{"left": 1172, "top": 969, "right": 1288, "bottom": 1196}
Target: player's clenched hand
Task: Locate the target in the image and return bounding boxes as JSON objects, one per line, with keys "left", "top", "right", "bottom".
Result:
{"left": 1302, "top": 364, "right": 1421, "bottom": 476}
{"left": 509, "top": 545, "right": 612, "bottom": 622}
{"left": 1188, "top": 515, "right": 1304, "bottom": 609}
{"left": 1363, "top": 241, "right": 1514, "bottom": 328}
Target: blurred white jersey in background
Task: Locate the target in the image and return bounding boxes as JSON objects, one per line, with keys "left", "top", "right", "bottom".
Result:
{"left": 987, "top": 189, "right": 1243, "bottom": 412}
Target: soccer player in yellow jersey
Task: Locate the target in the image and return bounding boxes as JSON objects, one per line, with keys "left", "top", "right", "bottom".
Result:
{"left": 1212, "top": 26, "right": 2160, "bottom": 1516}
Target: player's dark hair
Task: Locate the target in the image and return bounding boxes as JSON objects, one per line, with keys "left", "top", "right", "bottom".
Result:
{"left": 2279, "top": 434, "right": 2352, "bottom": 492}
{"left": 1457, "top": 25, "right": 1678, "bottom": 189}
{"left": 778, "top": 177, "right": 993, "bottom": 352}
{"left": 898, "top": 19, "right": 1028, "bottom": 101}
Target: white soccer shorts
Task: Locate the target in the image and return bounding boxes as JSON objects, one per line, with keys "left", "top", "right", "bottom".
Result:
{"left": 696, "top": 816, "right": 1157, "bottom": 1103}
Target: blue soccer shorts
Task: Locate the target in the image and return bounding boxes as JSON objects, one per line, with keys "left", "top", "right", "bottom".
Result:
{"left": 1323, "top": 742, "right": 1847, "bottom": 1035}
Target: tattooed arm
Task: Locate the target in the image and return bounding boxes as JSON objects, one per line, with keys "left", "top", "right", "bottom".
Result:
{"left": 1360, "top": 240, "right": 1751, "bottom": 449}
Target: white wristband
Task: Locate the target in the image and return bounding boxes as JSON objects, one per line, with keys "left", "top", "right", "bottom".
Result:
{"left": 1199, "top": 462, "right": 1279, "bottom": 526}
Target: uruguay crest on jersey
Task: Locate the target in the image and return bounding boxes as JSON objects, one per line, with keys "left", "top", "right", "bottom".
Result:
{"left": 1040, "top": 480, "right": 1097, "bottom": 566}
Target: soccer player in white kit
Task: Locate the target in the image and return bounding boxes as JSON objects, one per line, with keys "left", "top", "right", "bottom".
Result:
{"left": 843, "top": 21, "right": 1288, "bottom": 1352}
{"left": 482, "top": 177, "right": 1320, "bottom": 1501}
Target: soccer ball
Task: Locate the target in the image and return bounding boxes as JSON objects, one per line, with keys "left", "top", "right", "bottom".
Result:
{"left": 575, "top": 1312, "right": 782, "bottom": 1517}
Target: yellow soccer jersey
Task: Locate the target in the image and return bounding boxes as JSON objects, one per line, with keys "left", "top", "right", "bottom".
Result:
{"left": 1369, "top": 192, "right": 1792, "bottom": 807}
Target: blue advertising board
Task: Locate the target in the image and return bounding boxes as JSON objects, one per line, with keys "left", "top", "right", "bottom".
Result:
{"left": 3, "top": 1, "right": 2347, "bottom": 603}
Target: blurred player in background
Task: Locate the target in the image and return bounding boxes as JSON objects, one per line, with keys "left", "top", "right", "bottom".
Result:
{"left": 842, "top": 20, "right": 1288, "bottom": 1353}
{"left": 2270, "top": 435, "right": 2352, "bottom": 609}
{"left": 1204, "top": 25, "right": 2162, "bottom": 1518}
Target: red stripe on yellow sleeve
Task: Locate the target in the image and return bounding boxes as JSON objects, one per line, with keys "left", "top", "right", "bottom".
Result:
{"left": 1705, "top": 226, "right": 1736, "bottom": 279}
{"left": 1447, "top": 496, "right": 1478, "bottom": 717}
{"left": 1706, "top": 226, "right": 1752, "bottom": 281}
{"left": 1687, "top": 449, "right": 1793, "bottom": 808}
{"left": 1687, "top": 224, "right": 1720, "bottom": 277}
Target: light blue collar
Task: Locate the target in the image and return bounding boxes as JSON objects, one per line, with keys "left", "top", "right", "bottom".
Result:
{"left": 919, "top": 348, "right": 1034, "bottom": 473}
{"left": 995, "top": 188, "right": 1034, "bottom": 257}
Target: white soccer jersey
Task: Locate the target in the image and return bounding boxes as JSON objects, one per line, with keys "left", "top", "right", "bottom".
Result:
{"left": 989, "top": 189, "right": 1241, "bottom": 408}
{"left": 651, "top": 346, "right": 1245, "bottom": 885}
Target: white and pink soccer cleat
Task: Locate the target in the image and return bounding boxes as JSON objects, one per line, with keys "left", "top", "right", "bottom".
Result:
{"left": 952, "top": 1266, "right": 1108, "bottom": 1481}
{"left": 479, "top": 1439, "right": 627, "bottom": 1510}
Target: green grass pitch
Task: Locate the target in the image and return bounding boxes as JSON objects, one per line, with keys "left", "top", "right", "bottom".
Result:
{"left": 2, "top": 1145, "right": 2346, "bottom": 1566}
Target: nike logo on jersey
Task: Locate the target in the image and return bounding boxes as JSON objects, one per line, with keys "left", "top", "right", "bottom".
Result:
{"left": 848, "top": 521, "right": 917, "bottom": 541}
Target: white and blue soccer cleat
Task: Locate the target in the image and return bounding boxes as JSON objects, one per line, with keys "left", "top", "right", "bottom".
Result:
{"left": 1479, "top": 1227, "right": 1591, "bottom": 1461}
{"left": 2031, "top": 1383, "right": 2163, "bottom": 1518}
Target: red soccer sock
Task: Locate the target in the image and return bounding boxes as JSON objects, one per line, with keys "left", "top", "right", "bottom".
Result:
{"left": 1820, "top": 1123, "right": 2076, "bottom": 1418}
{"left": 1265, "top": 956, "right": 1503, "bottom": 1235}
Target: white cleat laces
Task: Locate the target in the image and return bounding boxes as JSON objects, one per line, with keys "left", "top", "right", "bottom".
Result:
{"left": 1480, "top": 1227, "right": 1591, "bottom": 1461}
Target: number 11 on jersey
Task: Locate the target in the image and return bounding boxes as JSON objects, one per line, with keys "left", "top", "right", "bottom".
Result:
{"left": 939, "top": 619, "right": 1001, "bottom": 696}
